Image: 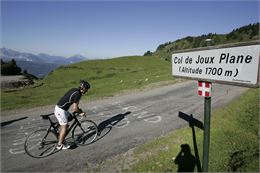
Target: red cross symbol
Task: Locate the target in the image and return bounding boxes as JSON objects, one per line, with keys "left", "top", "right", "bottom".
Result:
{"left": 198, "top": 81, "right": 211, "bottom": 97}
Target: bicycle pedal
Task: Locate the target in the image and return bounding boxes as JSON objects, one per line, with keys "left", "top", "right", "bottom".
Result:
{"left": 51, "top": 129, "right": 59, "bottom": 136}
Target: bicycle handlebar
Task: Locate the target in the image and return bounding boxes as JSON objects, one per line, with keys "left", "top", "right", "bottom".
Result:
{"left": 72, "top": 111, "right": 86, "bottom": 117}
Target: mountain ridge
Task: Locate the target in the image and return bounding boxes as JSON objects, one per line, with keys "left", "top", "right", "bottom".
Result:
{"left": 0, "top": 48, "right": 88, "bottom": 77}
{"left": 0, "top": 48, "right": 88, "bottom": 64}
{"left": 151, "top": 23, "right": 259, "bottom": 61}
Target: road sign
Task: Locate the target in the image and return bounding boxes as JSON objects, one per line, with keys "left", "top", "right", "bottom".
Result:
{"left": 172, "top": 41, "right": 259, "bottom": 172}
{"left": 198, "top": 81, "right": 211, "bottom": 97}
{"left": 172, "top": 44, "right": 260, "bottom": 87}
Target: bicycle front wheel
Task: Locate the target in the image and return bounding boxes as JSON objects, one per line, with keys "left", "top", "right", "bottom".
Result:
{"left": 72, "top": 120, "right": 98, "bottom": 146}
{"left": 24, "top": 129, "right": 57, "bottom": 158}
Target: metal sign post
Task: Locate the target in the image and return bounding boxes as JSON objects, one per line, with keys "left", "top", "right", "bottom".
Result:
{"left": 198, "top": 81, "right": 212, "bottom": 172}
{"left": 202, "top": 90, "right": 211, "bottom": 172}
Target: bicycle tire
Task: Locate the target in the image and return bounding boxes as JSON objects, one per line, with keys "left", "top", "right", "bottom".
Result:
{"left": 24, "top": 129, "right": 57, "bottom": 158}
{"left": 72, "top": 120, "right": 98, "bottom": 146}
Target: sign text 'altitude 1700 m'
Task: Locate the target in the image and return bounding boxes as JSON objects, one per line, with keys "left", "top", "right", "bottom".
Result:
{"left": 172, "top": 45, "right": 260, "bottom": 87}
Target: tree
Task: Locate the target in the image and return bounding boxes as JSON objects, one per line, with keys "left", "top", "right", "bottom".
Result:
{"left": 1, "top": 59, "right": 22, "bottom": 75}
{"left": 11, "top": 59, "right": 17, "bottom": 65}
{"left": 23, "top": 69, "right": 28, "bottom": 75}
{"left": 144, "top": 50, "right": 153, "bottom": 56}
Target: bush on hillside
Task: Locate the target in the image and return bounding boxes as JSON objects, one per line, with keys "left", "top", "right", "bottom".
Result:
{"left": 1, "top": 59, "right": 22, "bottom": 75}
{"left": 144, "top": 50, "right": 153, "bottom": 56}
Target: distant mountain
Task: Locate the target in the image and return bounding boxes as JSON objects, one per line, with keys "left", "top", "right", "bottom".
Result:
{"left": 68, "top": 55, "right": 87, "bottom": 63}
{"left": 0, "top": 48, "right": 88, "bottom": 77}
{"left": 37, "top": 53, "right": 68, "bottom": 64}
{"left": 1, "top": 48, "right": 44, "bottom": 63}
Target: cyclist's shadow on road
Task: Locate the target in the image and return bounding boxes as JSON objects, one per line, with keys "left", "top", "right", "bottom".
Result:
{"left": 96, "top": 111, "right": 131, "bottom": 141}
{"left": 68, "top": 111, "right": 131, "bottom": 150}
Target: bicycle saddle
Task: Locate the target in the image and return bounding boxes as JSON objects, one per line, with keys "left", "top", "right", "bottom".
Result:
{"left": 40, "top": 113, "right": 54, "bottom": 119}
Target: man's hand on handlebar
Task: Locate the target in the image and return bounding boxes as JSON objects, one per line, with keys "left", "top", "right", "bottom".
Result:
{"left": 77, "top": 108, "right": 86, "bottom": 117}
{"left": 79, "top": 112, "right": 86, "bottom": 117}
{"left": 73, "top": 110, "right": 86, "bottom": 118}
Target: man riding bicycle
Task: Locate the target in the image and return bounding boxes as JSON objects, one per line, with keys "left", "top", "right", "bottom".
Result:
{"left": 54, "top": 80, "right": 90, "bottom": 150}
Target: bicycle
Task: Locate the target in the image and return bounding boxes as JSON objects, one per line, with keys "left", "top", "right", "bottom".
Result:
{"left": 24, "top": 112, "right": 98, "bottom": 158}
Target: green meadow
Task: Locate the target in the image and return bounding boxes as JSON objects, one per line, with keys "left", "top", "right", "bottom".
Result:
{"left": 1, "top": 56, "right": 174, "bottom": 110}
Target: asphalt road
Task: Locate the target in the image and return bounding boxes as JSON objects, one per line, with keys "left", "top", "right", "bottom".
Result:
{"left": 1, "top": 80, "right": 247, "bottom": 172}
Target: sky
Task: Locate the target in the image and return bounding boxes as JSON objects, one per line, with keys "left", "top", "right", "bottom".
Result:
{"left": 1, "top": 0, "right": 259, "bottom": 59}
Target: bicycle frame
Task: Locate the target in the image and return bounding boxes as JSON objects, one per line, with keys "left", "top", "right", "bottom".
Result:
{"left": 64, "top": 115, "right": 81, "bottom": 136}
{"left": 44, "top": 113, "right": 82, "bottom": 139}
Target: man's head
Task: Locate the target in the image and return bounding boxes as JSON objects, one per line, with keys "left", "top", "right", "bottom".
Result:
{"left": 79, "top": 80, "right": 90, "bottom": 94}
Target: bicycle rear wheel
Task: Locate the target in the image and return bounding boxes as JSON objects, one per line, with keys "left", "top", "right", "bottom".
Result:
{"left": 24, "top": 129, "right": 57, "bottom": 158}
{"left": 72, "top": 120, "right": 98, "bottom": 146}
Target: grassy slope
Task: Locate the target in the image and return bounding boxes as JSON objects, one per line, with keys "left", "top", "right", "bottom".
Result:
{"left": 113, "top": 88, "right": 259, "bottom": 172}
{"left": 1, "top": 56, "right": 174, "bottom": 110}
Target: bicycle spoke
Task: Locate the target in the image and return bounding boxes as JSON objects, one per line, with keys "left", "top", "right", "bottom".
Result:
{"left": 72, "top": 120, "right": 98, "bottom": 146}
{"left": 24, "top": 129, "right": 57, "bottom": 158}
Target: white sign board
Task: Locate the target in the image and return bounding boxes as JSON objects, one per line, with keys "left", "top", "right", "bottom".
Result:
{"left": 172, "top": 45, "right": 260, "bottom": 87}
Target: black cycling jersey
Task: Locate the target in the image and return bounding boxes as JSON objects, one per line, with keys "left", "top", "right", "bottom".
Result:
{"left": 57, "top": 88, "right": 82, "bottom": 111}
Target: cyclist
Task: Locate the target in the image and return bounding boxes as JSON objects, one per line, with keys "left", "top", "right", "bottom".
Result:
{"left": 54, "top": 80, "right": 90, "bottom": 150}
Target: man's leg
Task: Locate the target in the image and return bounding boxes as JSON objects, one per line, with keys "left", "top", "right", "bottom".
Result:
{"left": 58, "top": 124, "right": 68, "bottom": 145}
{"left": 54, "top": 106, "right": 70, "bottom": 149}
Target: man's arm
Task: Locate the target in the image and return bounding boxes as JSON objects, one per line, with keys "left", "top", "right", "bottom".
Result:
{"left": 73, "top": 102, "right": 82, "bottom": 113}
{"left": 73, "top": 102, "right": 86, "bottom": 117}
